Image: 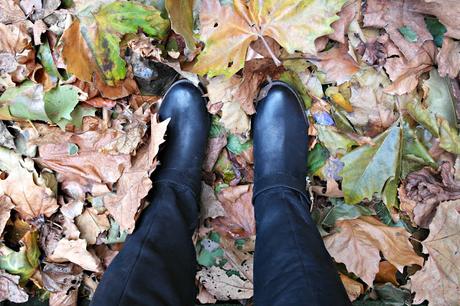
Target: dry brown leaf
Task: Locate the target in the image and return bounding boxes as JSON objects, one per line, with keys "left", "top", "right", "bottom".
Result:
{"left": 324, "top": 216, "right": 423, "bottom": 287}
{"left": 197, "top": 285, "right": 217, "bottom": 304}
{"left": 0, "top": 195, "right": 14, "bottom": 234}
{"left": 409, "top": 0, "right": 460, "bottom": 40}
{"left": 404, "top": 162, "right": 460, "bottom": 228}
{"left": 49, "top": 290, "right": 78, "bottom": 306}
{"left": 196, "top": 266, "right": 253, "bottom": 301}
{"left": 311, "top": 44, "right": 359, "bottom": 84}
{"left": 49, "top": 238, "right": 101, "bottom": 272}
{"left": 329, "top": 0, "right": 359, "bottom": 44}
{"left": 200, "top": 183, "right": 225, "bottom": 220}
{"left": 411, "top": 200, "right": 460, "bottom": 305}
{"left": 0, "top": 0, "right": 26, "bottom": 24}
{"left": 203, "top": 133, "right": 227, "bottom": 174}
{"left": 437, "top": 37, "right": 460, "bottom": 79}
{"left": 339, "top": 273, "right": 363, "bottom": 302}
{"left": 0, "top": 270, "right": 28, "bottom": 303}
{"left": 0, "top": 22, "right": 36, "bottom": 84}
{"left": 41, "top": 262, "right": 83, "bottom": 294}
{"left": 0, "top": 148, "right": 58, "bottom": 220}
{"left": 375, "top": 261, "right": 398, "bottom": 286}
{"left": 35, "top": 126, "right": 132, "bottom": 191}
{"left": 103, "top": 115, "right": 169, "bottom": 233}
{"left": 213, "top": 184, "right": 255, "bottom": 239}
{"left": 75, "top": 208, "right": 110, "bottom": 245}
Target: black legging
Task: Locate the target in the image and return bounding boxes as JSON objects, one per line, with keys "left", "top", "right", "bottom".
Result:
{"left": 91, "top": 181, "right": 350, "bottom": 306}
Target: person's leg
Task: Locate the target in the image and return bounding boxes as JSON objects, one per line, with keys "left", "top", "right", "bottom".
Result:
{"left": 252, "top": 82, "right": 350, "bottom": 306}
{"left": 91, "top": 80, "right": 210, "bottom": 306}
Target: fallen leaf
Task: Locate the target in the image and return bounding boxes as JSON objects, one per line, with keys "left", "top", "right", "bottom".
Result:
{"left": 213, "top": 184, "right": 255, "bottom": 238}
{"left": 193, "top": 0, "right": 346, "bottom": 77}
{"left": 324, "top": 216, "right": 423, "bottom": 286}
{"left": 49, "top": 290, "right": 77, "bottom": 306}
{"left": 310, "top": 44, "right": 359, "bottom": 84}
{"left": 49, "top": 238, "right": 101, "bottom": 272}
{"left": 0, "top": 0, "right": 26, "bottom": 24}
{"left": 165, "top": 0, "right": 196, "bottom": 52}
{"left": 41, "top": 262, "right": 83, "bottom": 293}
{"left": 339, "top": 273, "right": 363, "bottom": 302}
{"left": 409, "top": 0, "right": 460, "bottom": 40}
{"left": 196, "top": 266, "right": 253, "bottom": 301}
{"left": 329, "top": 0, "right": 359, "bottom": 44}
{"left": 0, "top": 147, "right": 58, "bottom": 219}
{"left": 220, "top": 101, "right": 250, "bottom": 135}
{"left": 203, "top": 132, "right": 227, "bottom": 172}
{"left": 103, "top": 115, "right": 169, "bottom": 232}
{"left": 437, "top": 37, "right": 460, "bottom": 79}
{"left": 0, "top": 270, "right": 28, "bottom": 303}
{"left": 404, "top": 162, "right": 460, "bottom": 228}
{"left": 0, "top": 196, "right": 14, "bottom": 234}
{"left": 0, "top": 81, "right": 48, "bottom": 121}
{"left": 410, "top": 200, "right": 460, "bottom": 306}
{"left": 200, "top": 183, "right": 226, "bottom": 220}
{"left": 75, "top": 208, "right": 110, "bottom": 244}
{"left": 375, "top": 261, "right": 398, "bottom": 286}
{"left": 62, "top": 2, "right": 170, "bottom": 83}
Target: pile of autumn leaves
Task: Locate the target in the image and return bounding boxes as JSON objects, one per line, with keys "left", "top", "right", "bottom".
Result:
{"left": 0, "top": 0, "right": 459, "bottom": 305}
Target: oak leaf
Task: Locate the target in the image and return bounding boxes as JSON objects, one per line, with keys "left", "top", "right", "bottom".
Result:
{"left": 410, "top": 200, "right": 460, "bottom": 305}
{"left": 193, "top": 0, "right": 346, "bottom": 77}
{"left": 324, "top": 216, "right": 423, "bottom": 287}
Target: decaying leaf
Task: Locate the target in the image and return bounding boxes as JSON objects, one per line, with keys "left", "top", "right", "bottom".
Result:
{"left": 339, "top": 273, "right": 363, "bottom": 302}
{"left": 0, "top": 270, "right": 28, "bottom": 303}
{"left": 75, "top": 208, "right": 110, "bottom": 244}
{"left": 324, "top": 216, "right": 423, "bottom": 286}
{"left": 410, "top": 200, "right": 460, "bottom": 306}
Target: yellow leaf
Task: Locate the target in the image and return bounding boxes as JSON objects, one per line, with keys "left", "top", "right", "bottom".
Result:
{"left": 193, "top": 0, "right": 346, "bottom": 77}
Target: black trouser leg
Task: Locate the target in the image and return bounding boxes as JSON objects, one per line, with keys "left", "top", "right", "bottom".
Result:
{"left": 253, "top": 187, "right": 351, "bottom": 306}
{"left": 91, "top": 182, "right": 199, "bottom": 306}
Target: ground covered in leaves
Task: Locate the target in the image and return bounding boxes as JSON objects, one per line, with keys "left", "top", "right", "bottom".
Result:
{"left": 0, "top": 0, "right": 459, "bottom": 305}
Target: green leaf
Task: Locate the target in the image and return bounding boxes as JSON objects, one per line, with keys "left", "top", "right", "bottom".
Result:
{"left": 407, "top": 69, "right": 460, "bottom": 154}
{"left": 226, "top": 134, "right": 251, "bottom": 155}
{"left": 44, "top": 85, "right": 80, "bottom": 123}
{"left": 0, "top": 231, "right": 40, "bottom": 282}
{"left": 165, "top": 0, "right": 196, "bottom": 51}
{"left": 398, "top": 26, "right": 418, "bottom": 42}
{"left": 322, "top": 200, "right": 375, "bottom": 228}
{"left": 316, "top": 124, "right": 357, "bottom": 157}
{"left": 401, "top": 122, "right": 436, "bottom": 177}
{"left": 56, "top": 105, "right": 97, "bottom": 130}
{"left": 101, "top": 218, "right": 128, "bottom": 244}
{"left": 37, "top": 39, "right": 62, "bottom": 85}
{"left": 308, "top": 143, "right": 329, "bottom": 175}
{"left": 68, "top": 143, "right": 79, "bottom": 156}
{"left": 0, "top": 81, "right": 49, "bottom": 122}
{"left": 280, "top": 71, "right": 312, "bottom": 108}
{"left": 75, "top": 1, "right": 170, "bottom": 83}
{"left": 341, "top": 125, "right": 402, "bottom": 205}
{"left": 425, "top": 16, "right": 447, "bottom": 48}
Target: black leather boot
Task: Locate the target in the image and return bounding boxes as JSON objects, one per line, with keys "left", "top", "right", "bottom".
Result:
{"left": 152, "top": 79, "right": 210, "bottom": 198}
{"left": 252, "top": 81, "right": 309, "bottom": 201}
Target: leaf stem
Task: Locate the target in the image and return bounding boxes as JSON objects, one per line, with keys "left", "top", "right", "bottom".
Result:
{"left": 259, "top": 35, "right": 281, "bottom": 66}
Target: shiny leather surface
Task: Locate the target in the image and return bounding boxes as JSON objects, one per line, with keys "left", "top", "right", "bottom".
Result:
{"left": 156, "top": 79, "right": 210, "bottom": 172}
{"left": 253, "top": 82, "right": 309, "bottom": 182}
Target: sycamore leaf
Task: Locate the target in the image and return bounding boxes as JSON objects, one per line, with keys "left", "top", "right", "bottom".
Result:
{"left": 411, "top": 200, "right": 460, "bottom": 305}
{"left": 316, "top": 124, "right": 357, "bottom": 157}
{"left": 324, "top": 216, "right": 423, "bottom": 287}
{"left": 165, "top": 0, "right": 196, "bottom": 52}
{"left": 193, "top": 0, "right": 346, "bottom": 77}
{"left": 62, "top": 2, "right": 170, "bottom": 83}
{"left": 340, "top": 125, "right": 401, "bottom": 205}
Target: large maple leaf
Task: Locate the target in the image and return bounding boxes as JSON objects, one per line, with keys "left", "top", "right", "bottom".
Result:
{"left": 193, "top": 0, "right": 346, "bottom": 77}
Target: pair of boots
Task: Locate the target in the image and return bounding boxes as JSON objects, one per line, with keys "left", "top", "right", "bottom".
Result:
{"left": 90, "top": 80, "right": 351, "bottom": 306}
